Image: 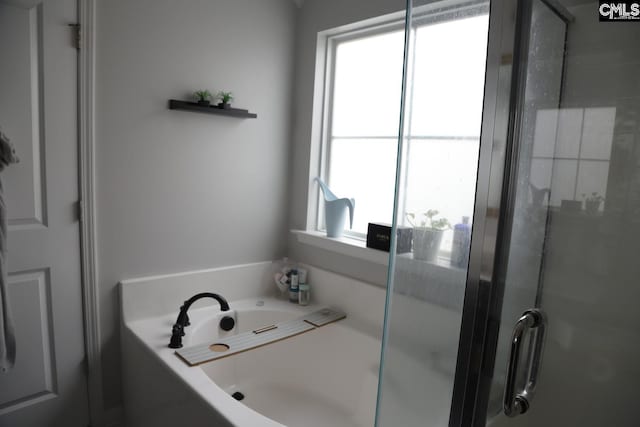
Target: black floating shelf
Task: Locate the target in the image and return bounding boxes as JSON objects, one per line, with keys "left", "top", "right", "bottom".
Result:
{"left": 168, "top": 99, "right": 257, "bottom": 118}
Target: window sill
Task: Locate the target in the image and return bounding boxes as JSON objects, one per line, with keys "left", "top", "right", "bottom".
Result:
{"left": 292, "top": 230, "right": 468, "bottom": 310}
{"left": 291, "top": 230, "right": 390, "bottom": 265}
{"left": 292, "top": 229, "right": 467, "bottom": 273}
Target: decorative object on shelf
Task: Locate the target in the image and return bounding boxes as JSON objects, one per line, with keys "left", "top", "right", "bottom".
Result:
{"left": 168, "top": 100, "right": 257, "bottom": 119}
{"left": 366, "top": 223, "right": 412, "bottom": 253}
{"left": 582, "top": 192, "right": 604, "bottom": 214}
{"left": 193, "top": 90, "right": 212, "bottom": 106}
{"left": 407, "top": 210, "right": 451, "bottom": 262}
{"left": 315, "top": 177, "right": 355, "bottom": 238}
{"left": 216, "top": 91, "right": 233, "bottom": 109}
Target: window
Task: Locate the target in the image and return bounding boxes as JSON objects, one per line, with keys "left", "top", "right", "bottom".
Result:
{"left": 530, "top": 107, "right": 615, "bottom": 209}
{"left": 325, "top": 27, "right": 405, "bottom": 235}
{"left": 316, "top": 8, "right": 490, "bottom": 254}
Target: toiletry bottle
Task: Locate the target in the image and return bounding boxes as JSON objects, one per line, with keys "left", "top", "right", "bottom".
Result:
{"left": 451, "top": 216, "right": 471, "bottom": 268}
{"left": 289, "top": 269, "right": 299, "bottom": 303}
{"left": 273, "top": 257, "right": 292, "bottom": 297}
{"left": 298, "top": 284, "right": 310, "bottom": 306}
{"left": 297, "top": 268, "right": 309, "bottom": 305}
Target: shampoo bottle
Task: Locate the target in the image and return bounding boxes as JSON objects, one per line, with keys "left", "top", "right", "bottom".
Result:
{"left": 451, "top": 216, "right": 471, "bottom": 268}
{"left": 289, "top": 269, "right": 299, "bottom": 303}
{"left": 297, "top": 268, "right": 310, "bottom": 306}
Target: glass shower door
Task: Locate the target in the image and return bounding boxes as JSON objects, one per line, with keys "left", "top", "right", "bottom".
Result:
{"left": 483, "top": 0, "right": 569, "bottom": 424}
{"left": 482, "top": 0, "right": 640, "bottom": 426}
{"left": 378, "top": 0, "right": 640, "bottom": 425}
{"left": 375, "top": 0, "right": 491, "bottom": 425}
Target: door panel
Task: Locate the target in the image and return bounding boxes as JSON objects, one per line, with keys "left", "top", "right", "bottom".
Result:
{"left": 0, "top": 0, "right": 89, "bottom": 425}
{"left": 0, "top": 3, "right": 46, "bottom": 228}
{"left": 487, "top": 0, "right": 640, "bottom": 426}
{"left": 485, "top": 0, "right": 568, "bottom": 422}
{"left": 0, "top": 270, "right": 55, "bottom": 414}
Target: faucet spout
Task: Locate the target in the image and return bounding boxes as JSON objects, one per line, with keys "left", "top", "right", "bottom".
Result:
{"left": 168, "top": 292, "right": 234, "bottom": 349}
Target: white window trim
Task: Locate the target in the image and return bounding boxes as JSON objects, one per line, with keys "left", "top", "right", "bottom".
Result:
{"left": 291, "top": 229, "right": 461, "bottom": 270}
{"left": 323, "top": 24, "right": 406, "bottom": 241}
{"left": 292, "top": 230, "right": 390, "bottom": 265}
{"left": 300, "top": 1, "right": 489, "bottom": 261}
{"left": 304, "top": 11, "right": 406, "bottom": 242}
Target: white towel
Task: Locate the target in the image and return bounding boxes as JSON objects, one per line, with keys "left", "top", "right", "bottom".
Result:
{"left": 0, "top": 127, "right": 19, "bottom": 373}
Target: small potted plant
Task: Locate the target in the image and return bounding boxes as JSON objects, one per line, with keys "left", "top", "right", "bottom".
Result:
{"left": 407, "top": 210, "right": 451, "bottom": 262}
{"left": 216, "top": 91, "right": 233, "bottom": 109}
{"left": 583, "top": 192, "right": 604, "bottom": 214}
{"left": 194, "top": 90, "right": 212, "bottom": 106}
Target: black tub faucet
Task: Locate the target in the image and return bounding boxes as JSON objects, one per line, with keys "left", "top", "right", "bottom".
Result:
{"left": 168, "top": 292, "right": 235, "bottom": 349}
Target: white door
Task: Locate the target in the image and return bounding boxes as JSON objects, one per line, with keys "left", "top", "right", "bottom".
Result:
{"left": 0, "top": 0, "right": 90, "bottom": 426}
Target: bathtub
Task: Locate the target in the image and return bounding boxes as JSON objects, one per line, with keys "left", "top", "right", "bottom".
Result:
{"left": 120, "top": 262, "right": 386, "bottom": 427}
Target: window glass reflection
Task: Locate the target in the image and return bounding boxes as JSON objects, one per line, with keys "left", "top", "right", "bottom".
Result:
{"left": 530, "top": 107, "right": 615, "bottom": 211}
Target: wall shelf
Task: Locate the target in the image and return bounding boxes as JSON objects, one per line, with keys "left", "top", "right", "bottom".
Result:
{"left": 168, "top": 99, "right": 257, "bottom": 118}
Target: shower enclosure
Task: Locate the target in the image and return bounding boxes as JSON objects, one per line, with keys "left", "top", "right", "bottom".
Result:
{"left": 375, "top": 0, "right": 640, "bottom": 426}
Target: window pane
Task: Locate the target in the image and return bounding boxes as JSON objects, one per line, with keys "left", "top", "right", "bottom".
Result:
{"left": 402, "top": 138, "right": 480, "bottom": 251}
{"left": 532, "top": 108, "right": 559, "bottom": 157}
{"left": 581, "top": 107, "right": 615, "bottom": 160}
{"left": 328, "top": 138, "right": 398, "bottom": 234}
{"left": 409, "top": 15, "right": 489, "bottom": 137}
{"left": 549, "top": 159, "right": 578, "bottom": 206}
{"left": 331, "top": 30, "right": 405, "bottom": 137}
{"left": 555, "top": 108, "right": 583, "bottom": 158}
{"left": 576, "top": 160, "right": 609, "bottom": 206}
{"left": 530, "top": 158, "right": 554, "bottom": 202}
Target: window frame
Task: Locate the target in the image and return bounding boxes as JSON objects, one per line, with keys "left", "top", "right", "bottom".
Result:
{"left": 317, "top": 19, "right": 407, "bottom": 240}
{"left": 310, "top": 3, "right": 490, "bottom": 241}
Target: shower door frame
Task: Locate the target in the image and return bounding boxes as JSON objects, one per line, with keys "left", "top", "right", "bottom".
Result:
{"left": 447, "top": 0, "right": 572, "bottom": 426}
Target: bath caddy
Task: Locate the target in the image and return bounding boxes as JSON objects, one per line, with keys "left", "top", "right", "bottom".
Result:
{"left": 168, "top": 99, "right": 257, "bottom": 118}
{"left": 176, "top": 308, "right": 346, "bottom": 366}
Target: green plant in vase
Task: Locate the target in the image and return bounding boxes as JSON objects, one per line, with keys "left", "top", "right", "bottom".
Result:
{"left": 582, "top": 192, "right": 604, "bottom": 214}
{"left": 193, "top": 90, "right": 212, "bottom": 106}
{"left": 217, "top": 91, "right": 234, "bottom": 109}
{"left": 407, "top": 210, "right": 451, "bottom": 262}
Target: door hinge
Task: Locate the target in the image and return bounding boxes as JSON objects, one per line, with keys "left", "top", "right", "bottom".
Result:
{"left": 68, "top": 23, "right": 80, "bottom": 50}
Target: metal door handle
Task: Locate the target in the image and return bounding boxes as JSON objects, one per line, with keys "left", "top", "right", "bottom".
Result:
{"left": 503, "top": 308, "right": 546, "bottom": 417}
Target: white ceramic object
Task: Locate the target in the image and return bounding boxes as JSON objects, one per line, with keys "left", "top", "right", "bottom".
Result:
{"left": 412, "top": 228, "right": 444, "bottom": 262}
{"left": 120, "top": 262, "right": 384, "bottom": 427}
{"left": 119, "top": 261, "right": 460, "bottom": 427}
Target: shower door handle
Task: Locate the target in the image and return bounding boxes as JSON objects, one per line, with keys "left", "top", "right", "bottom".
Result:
{"left": 503, "top": 308, "right": 546, "bottom": 417}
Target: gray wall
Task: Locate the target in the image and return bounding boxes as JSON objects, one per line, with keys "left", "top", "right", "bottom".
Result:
{"left": 94, "top": 0, "right": 296, "bottom": 410}
{"left": 287, "top": 0, "right": 404, "bottom": 286}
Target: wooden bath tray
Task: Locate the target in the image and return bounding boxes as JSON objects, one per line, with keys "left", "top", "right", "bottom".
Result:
{"left": 175, "top": 308, "right": 346, "bottom": 366}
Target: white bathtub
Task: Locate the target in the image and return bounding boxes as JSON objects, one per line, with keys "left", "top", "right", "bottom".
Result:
{"left": 198, "top": 299, "right": 380, "bottom": 426}
{"left": 120, "top": 262, "right": 386, "bottom": 427}
{"left": 120, "top": 261, "right": 461, "bottom": 427}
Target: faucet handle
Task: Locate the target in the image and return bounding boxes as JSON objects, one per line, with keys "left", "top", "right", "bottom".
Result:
{"left": 173, "top": 324, "right": 185, "bottom": 336}
{"left": 169, "top": 323, "right": 185, "bottom": 349}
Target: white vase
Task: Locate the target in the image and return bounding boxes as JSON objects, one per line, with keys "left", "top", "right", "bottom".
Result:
{"left": 413, "top": 228, "right": 444, "bottom": 262}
